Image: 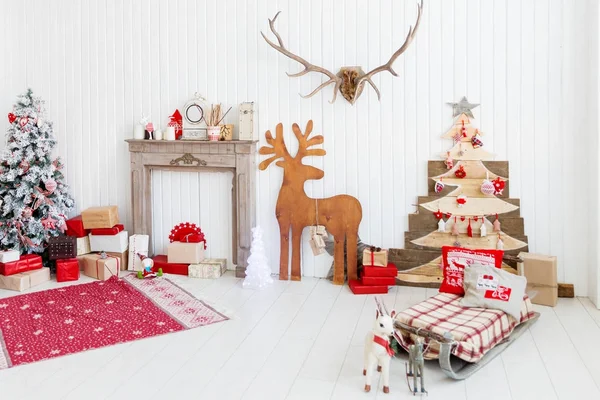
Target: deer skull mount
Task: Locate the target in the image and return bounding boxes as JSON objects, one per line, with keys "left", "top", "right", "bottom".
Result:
{"left": 261, "top": 0, "right": 423, "bottom": 105}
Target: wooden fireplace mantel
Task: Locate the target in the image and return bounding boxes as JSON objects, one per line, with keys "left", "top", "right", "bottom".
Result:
{"left": 125, "top": 139, "right": 257, "bottom": 278}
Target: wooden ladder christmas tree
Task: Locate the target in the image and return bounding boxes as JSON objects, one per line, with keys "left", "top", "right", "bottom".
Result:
{"left": 390, "top": 109, "right": 528, "bottom": 288}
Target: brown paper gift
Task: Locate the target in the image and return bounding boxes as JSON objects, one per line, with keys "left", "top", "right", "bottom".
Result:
{"left": 81, "top": 206, "right": 120, "bottom": 229}
{"left": 77, "top": 236, "right": 92, "bottom": 256}
{"left": 79, "top": 254, "right": 120, "bottom": 281}
{"left": 167, "top": 242, "right": 205, "bottom": 264}
{"left": 0, "top": 268, "right": 50, "bottom": 292}
{"left": 517, "top": 252, "right": 558, "bottom": 307}
{"left": 362, "top": 248, "right": 388, "bottom": 267}
{"left": 107, "top": 250, "right": 128, "bottom": 271}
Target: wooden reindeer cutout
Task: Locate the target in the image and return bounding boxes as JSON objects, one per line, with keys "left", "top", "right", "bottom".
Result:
{"left": 259, "top": 121, "right": 362, "bottom": 284}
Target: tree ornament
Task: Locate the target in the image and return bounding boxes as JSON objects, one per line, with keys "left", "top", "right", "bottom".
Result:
{"left": 493, "top": 214, "right": 501, "bottom": 232}
{"left": 433, "top": 209, "right": 443, "bottom": 219}
{"left": 454, "top": 165, "right": 466, "bottom": 179}
{"left": 19, "top": 117, "right": 28, "bottom": 127}
{"left": 19, "top": 160, "right": 30, "bottom": 174}
{"left": 41, "top": 216, "right": 57, "bottom": 229}
{"left": 480, "top": 220, "right": 487, "bottom": 237}
{"left": 437, "top": 218, "right": 446, "bottom": 232}
{"left": 461, "top": 120, "right": 467, "bottom": 138}
{"left": 22, "top": 207, "right": 33, "bottom": 219}
{"left": 474, "top": 216, "right": 479, "bottom": 222}
{"left": 481, "top": 176, "right": 495, "bottom": 195}
{"left": 451, "top": 217, "right": 459, "bottom": 236}
{"left": 44, "top": 178, "right": 57, "bottom": 193}
{"left": 467, "top": 218, "right": 473, "bottom": 238}
{"left": 434, "top": 179, "right": 444, "bottom": 194}
{"left": 496, "top": 234, "right": 504, "bottom": 250}
{"left": 456, "top": 194, "right": 467, "bottom": 207}
{"left": 448, "top": 96, "right": 479, "bottom": 119}
{"left": 7, "top": 113, "right": 16, "bottom": 124}
{"left": 471, "top": 129, "right": 483, "bottom": 148}
{"left": 445, "top": 212, "right": 452, "bottom": 219}
{"left": 492, "top": 177, "right": 505, "bottom": 195}
{"left": 460, "top": 216, "right": 466, "bottom": 222}
{"left": 444, "top": 152, "right": 454, "bottom": 170}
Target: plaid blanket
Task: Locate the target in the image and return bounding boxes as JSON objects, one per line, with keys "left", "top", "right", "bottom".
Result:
{"left": 395, "top": 293, "right": 536, "bottom": 363}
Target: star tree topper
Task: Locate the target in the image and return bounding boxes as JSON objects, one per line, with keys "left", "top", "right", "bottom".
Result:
{"left": 448, "top": 96, "right": 479, "bottom": 118}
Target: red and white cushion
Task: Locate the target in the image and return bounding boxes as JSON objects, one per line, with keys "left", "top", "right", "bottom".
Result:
{"left": 439, "top": 246, "right": 503, "bottom": 295}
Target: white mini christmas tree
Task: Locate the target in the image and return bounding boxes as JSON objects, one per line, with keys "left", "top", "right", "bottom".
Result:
{"left": 243, "top": 226, "right": 273, "bottom": 290}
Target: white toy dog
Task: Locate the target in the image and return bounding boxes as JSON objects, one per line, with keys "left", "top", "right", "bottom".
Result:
{"left": 363, "top": 304, "right": 396, "bottom": 394}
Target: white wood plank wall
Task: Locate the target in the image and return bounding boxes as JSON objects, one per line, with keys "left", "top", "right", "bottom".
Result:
{"left": 0, "top": 0, "right": 595, "bottom": 296}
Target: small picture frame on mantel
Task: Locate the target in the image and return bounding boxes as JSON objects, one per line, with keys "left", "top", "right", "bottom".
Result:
{"left": 238, "top": 102, "right": 257, "bottom": 141}
{"left": 182, "top": 94, "right": 208, "bottom": 140}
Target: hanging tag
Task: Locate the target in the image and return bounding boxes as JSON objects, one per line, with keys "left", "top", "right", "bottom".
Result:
{"left": 309, "top": 238, "right": 325, "bottom": 256}
{"left": 312, "top": 233, "right": 326, "bottom": 249}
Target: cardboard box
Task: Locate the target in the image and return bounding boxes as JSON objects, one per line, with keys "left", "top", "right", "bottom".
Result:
{"left": 362, "top": 248, "right": 388, "bottom": 267}
{"left": 362, "top": 263, "right": 397, "bottom": 277}
{"left": 0, "top": 250, "right": 20, "bottom": 263}
{"left": 0, "top": 254, "right": 43, "bottom": 276}
{"left": 89, "top": 231, "right": 128, "bottom": 253}
{"left": 349, "top": 279, "right": 388, "bottom": 295}
{"left": 81, "top": 206, "right": 120, "bottom": 229}
{"left": 107, "top": 250, "right": 128, "bottom": 271}
{"left": 128, "top": 234, "right": 149, "bottom": 272}
{"left": 517, "top": 252, "right": 558, "bottom": 307}
{"left": 167, "top": 242, "right": 205, "bottom": 264}
{"left": 76, "top": 236, "right": 92, "bottom": 256}
{"left": 79, "top": 254, "right": 120, "bottom": 281}
{"left": 189, "top": 258, "right": 227, "bottom": 279}
{"left": 152, "top": 255, "right": 189, "bottom": 275}
{"left": 0, "top": 268, "right": 50, "bottom": 292}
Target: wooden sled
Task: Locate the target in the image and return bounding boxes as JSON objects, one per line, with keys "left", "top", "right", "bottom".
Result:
{"left": 394, "top": 311, "right": 539, "bottom": 380}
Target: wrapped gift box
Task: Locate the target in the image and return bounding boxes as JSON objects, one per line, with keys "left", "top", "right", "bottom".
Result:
{"left": 517, "top": 252, "right": 558, "bottom": 307}
{"left": 362, "top": 263, "right": 398, "bottom": 277}
{"left": 56, "top": 258, "right": 80, "bottom": 282}
{"left": 89, "top": 230, "right": 128, "bottom": 253}
{"left": 167, "top": 242, "right": 205, "bottom": 264}
{"left": 362, "top": 248, "right": 388, "bottom": 267}
{"left": 0, "top": 254, "right": 43, "bottom": 276}
{"left": 0, "top": 267, "right": 50, "bottom": 292}
{"left": 48, "top": 236, "right": 77, "bottom": 260}
{"left": 152, "top": 255, "right": 189, "bottom": 276}
{"left": 65, "top": 215, "right": 90, "bottom": 238}
{"left": 107, "top": 250, "right": 128, "bottom": 271}
{"left": 79, "top": 253, "right": 120, "bottom": 281}
{"left": 90, "top": 224, "right": 125, "bottom": 236}
{"left": 128, "top": 234, "right": 149, "bottom": 272}
{"left": 0, "top": 250, "right": 20, "bottom": 263}
{"left": 349, "top": 279, "right": 388, "bottom": 295}
{"left": 77, "top": 236, "right": 92, "bottom": 256}
{"left": 81, "top": 206, "right": 120, "bottom": 229}
{"left": 361, "top": 275, "right": 396, "bottom": 286}
{"left": 189, "top": 258, "right": 227, "bottom": 279}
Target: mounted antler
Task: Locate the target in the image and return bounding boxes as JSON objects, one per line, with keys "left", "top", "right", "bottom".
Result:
{"left": 258, "top": 123, "right": 292, "bottom": 170}
{"left": 261, "top": 1, "right": 423, "bottom": 104}
{"left": 261, "top": 12, "right": 343, "bottom": 104}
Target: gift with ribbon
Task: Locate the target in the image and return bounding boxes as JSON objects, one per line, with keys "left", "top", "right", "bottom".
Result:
{"left": 56, "top": 258, "right": 80, "bottom": 282}
{"left": 0, "top": 249, "right": 20, "bottom": 263}
{"left": 65, "top": 215, "right": 90, "bottom": 238}
{"left": 89, "top": 230, "right": 128, "bottom": 253}
{"left": 189, "top": 258, "right": 227, "bottom": 279}
{"left": 0, "top": 267, "right": 50, "bottom": 292}
{"left": 89, "top": 224, "right": 125, "bottom": 236}
{"left": 79, "top": 253, "right": 120, "bottom": 281}
{"left": 81, "top": 205, "right": 120, "bottom": 229}
{"left": 517, "top": 252, "right": 558, "bottom": 307}
{"left": 151, "top": 255, "right": 189, "bottom": 276}
{"left": 0, "top": 254, "right": 43, "bottom": 276}
{"left": 362, "top": 246, "right": 388, "bottom": 267}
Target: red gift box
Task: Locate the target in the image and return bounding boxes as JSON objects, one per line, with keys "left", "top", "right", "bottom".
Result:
{"left": 65, "top": 215, "right": 90, "bottom": 238}
{"left": 362, "top": 263, "right": 397, "bottom": 278}
{"left": 361, "top": 275, "right": 396, "bottom": 286}
{"left": 152, "top": 255, "right": 189, "bottom": 276}
{"left": 349, "top": 279, "right": 388, "bottom": 295}
{"left": 90, "top": 224, "right": 125, "bottom": 236}
{"left": 0, "top": 254, "right": 43, "bottom": 276}
{"left": 56, "top": 258, "right": 80, "bottom": 282}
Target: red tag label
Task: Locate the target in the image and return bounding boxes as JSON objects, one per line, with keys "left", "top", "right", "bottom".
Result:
{"left": 484, "top": 286, "right": 512, "bottom": 302}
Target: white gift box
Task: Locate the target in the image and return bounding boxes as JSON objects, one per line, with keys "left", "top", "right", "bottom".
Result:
{"left": 128, "top": 234, "right": 149, "bottom": 272}
{"left": 189, "top": 259, "right": 227, "bottom": 279}
{"left": 89, "top": 230, "right": 128, "bottom": 253}
{"left": 0, "top": 250, "right": 20, "bottom": 263}
{"left": 168, "top": 242, "right": 205, "bottom": 264}
{"left": 76, "top": 236, "right": 92, "bottom": 256}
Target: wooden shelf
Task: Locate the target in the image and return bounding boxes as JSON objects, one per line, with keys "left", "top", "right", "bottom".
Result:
{"left": 125, "top": 139, "right": 258, "bottom": 144}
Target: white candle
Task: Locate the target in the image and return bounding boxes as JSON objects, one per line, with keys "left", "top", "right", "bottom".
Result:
{"left": 133, "top": 124, "right": 145, "bottom": 140}
{"left": 154, "top": 128, "right": 163, "bottom": 140}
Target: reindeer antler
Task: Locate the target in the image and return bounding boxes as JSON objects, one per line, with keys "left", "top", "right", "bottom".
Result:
{"left": 259, "top": 123, "right": 292, "bottom": 170}
{"left": 292, "top": 120, "right": 326, "bottom": 160}
{"left": 354, "top": 0, "right": 423, "bottom": 100}
{"left": 261, "top": 12, "right": 343, "bottom": 104}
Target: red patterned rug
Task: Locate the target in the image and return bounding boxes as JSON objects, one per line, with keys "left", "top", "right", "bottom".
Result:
{"left": 0, "top": 274, "right": 228, "bottom": 369}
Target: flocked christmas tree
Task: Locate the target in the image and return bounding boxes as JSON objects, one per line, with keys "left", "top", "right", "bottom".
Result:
{"left": 243, "top": 226, "right": 274, "bottom": 289}
{"left": 0, "top": 89, "right": 75, "bottom": 254}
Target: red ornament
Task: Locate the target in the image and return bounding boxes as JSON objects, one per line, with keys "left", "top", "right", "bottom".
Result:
{"left": 454, "top": 165, "right": 466, "bottom": 179}
{"left": 44, "top": 178, "right": 57, "bottom": 193}
{"left": 445, "top": 212, "right": 452, "bottom": 218}
{"left": 19, "top": 117, "right": 28, "bottom": 127}
{"left": 433, "top": 210, "right": 443, "bottom": 220}
{"left": 460, "top": 216, "right": 466, "bottom": 222}
{"left": 434, "top": 180, "right": 444, "bottom": 194}
{"left": 169, "top": 222, "right": 207, "bottom": 249}
{"left": 467, "top": 218, "right": 473, "bottom": 238}
{"left": 492, "top": 177, "right": 505, "bottom": 195}
{"left": 456, "top": 194, "right": 467, "bottom": 207}
{"left": 8, "top": 113, "right": 16, "bottom": 124}
{"left": 474, "top": 216, "right": 479, "bottom": 222}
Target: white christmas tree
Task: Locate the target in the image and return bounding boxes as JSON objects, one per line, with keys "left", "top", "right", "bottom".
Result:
{"left": 0, "top": 89, "right": 75, "bottom": 253}
{"left": 243, "top": 226, "right": 273, "bottom": 290}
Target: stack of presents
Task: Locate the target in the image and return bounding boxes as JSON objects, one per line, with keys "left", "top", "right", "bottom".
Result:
{"left": 349, "top": 247, "right": 398, "bottom": 295}
{"left": 0, "top": 206, "right": 227, "bottom": 292}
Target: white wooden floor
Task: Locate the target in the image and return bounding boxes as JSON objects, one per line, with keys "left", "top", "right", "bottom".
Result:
{"left": 1, "top": 272, "right": 600, "bottom": 400}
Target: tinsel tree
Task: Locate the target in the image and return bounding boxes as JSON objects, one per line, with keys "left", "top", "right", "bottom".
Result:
{"left": 243, "top": 226, "right": 273, "bottom": 290}
{"left": 0, "top": 89, "right": 75, "bottom": 253}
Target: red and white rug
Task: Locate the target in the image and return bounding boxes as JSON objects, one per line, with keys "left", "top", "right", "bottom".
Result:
{"left": 0, "top": 274, "right": 228, "bottom": 369}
